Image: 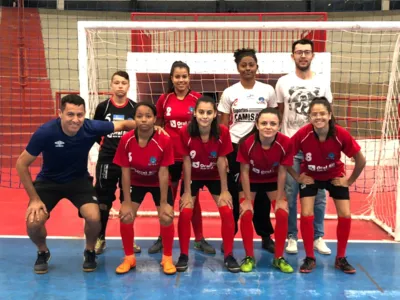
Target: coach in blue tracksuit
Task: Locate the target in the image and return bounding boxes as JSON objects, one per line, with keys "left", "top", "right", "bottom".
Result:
{"left": 15, "top": 94, "right": 136, "bottom": 275}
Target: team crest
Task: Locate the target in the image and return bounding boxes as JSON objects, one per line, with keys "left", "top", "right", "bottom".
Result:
{"left": 149, "top": 156, "right": 157, "bottom": 166}
{"left": 257, "top": 97, "right": 265, "bottom": 104}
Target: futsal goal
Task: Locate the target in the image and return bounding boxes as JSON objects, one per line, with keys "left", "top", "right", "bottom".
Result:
{"left": 77, "top": 16, "right": 400, "bottom": 241}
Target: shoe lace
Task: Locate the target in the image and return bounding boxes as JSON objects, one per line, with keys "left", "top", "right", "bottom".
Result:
{"left": 36, "top": 252, "right": 48, "bottom": 264}
{"left": 241, "top": 256, "right": 253, "bottom": 265}
{"left": 337, "top": 257, "right": 351, "bottom": 268}
{"left": 304, "top": 257, "right": 315, "bottom": 267}
{"left": 226, "top": 255, "right": 236, "bottom": 265}
{"left": 85, "top": 250, "right": 96, "bottom": 263}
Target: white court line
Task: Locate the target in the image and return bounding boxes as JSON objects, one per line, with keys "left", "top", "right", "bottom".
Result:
{"left": 0, "top": 235, "right": 397, "bottom": 243}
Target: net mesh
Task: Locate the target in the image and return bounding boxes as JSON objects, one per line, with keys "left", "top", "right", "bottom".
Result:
{"left": 82, "top": 20, "right": 400, "bottom": 238}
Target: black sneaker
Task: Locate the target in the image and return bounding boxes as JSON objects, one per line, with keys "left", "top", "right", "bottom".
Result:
{"left": 224, "top": 255, "right": 240, "bottom": 273}
{"left": 34, "top": 250, "right": 51, "bottom": 274}
{"left": 300, "top": 257, "right": 316, "bottom": 273}
{"left": 175, "top": 254, "right": 189, "bottom": 272}
{"left": 335, "top": 257, "right": 356, "bottom": 274}
{"left": 194, "top": 238, "right": 216, "bottom": 255}
{"left": 148, "top": 236, "right": 163, "bottom": 254}
{"left": 262, "top": 236, "right": 275, "bottom": 253}
{"left": 83, "top": 249, "right": 97, "bottom": 272}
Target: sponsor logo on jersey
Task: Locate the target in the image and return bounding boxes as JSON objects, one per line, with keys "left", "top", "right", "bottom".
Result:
{"left": 170, "top": 120, "right": 187, "bottom": 129}
{"left": 113, "top": 114, "right": 125, "bottom": 121}
{"left": 54, "top": 140, "right": 65, "bottom": 148}
{"left": 192, "top": 161, "right": 216, "bottom": 170}
{"left": 188, "top": 106, "right": 194, "bottom": 114}
{"left": 308, "top": 163, "right": 335, "bottom": 172}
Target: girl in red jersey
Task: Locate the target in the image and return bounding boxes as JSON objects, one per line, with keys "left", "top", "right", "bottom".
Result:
{"left": 176, "top": 96, "right": 240, "bottom": 273}
{"left": 153, "top": 61, "right": 215, "bottom": 255}
{"left": 237, "top": 108, "right": 294, "bottom": 273}
{"left": 113, "top": 103, "right": 176, "bottom": 275}
{"left": 289, "top": 97, "right": 366, "bottom": 274}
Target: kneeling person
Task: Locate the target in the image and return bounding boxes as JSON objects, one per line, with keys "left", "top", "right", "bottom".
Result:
{"left": 16, "top": 94, "right": 136, "bottom": 274}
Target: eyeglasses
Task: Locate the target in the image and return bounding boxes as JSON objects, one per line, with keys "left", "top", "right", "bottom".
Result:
{"left": 310, "top": 112, "right": 328, "bottom": 118}
{"left": 293, "top": 50, "right": 313, "bottom": 56}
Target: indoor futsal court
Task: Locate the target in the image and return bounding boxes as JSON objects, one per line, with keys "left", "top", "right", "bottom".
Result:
{"left": 1, "top": 4, "right": 400, "bottom": 300}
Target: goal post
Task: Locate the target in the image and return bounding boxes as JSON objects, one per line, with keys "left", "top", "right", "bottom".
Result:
{"left": 77, "top": 20, "right": 400, "bottom": 241}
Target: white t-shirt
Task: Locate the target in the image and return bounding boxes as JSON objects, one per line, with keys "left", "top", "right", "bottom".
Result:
{"left": 218, "top": 81, "right": 277, "bottom": 144}
{"left": 276, "top": 72, "right": 333, "bottom": 137}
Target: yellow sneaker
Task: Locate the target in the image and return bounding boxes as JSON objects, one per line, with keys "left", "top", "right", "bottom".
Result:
{"left": 160, "top": 255, "right": 176, "bottom": 275}
{"left": 95, "top": 238, "right": 106, "bottom": 255}
{"left": 115, "top": 255, "right": 136, "bottom": 274}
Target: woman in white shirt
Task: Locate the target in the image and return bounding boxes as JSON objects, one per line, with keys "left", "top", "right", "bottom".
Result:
{"left": 218, "top": 48, "right": 278, "bottom": 264}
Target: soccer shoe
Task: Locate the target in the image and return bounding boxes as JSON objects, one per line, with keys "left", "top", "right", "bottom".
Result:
{"left": 160, "top": 255, "right": 176, "bottom": 275}
{"left": 240, "top": 256, "right": 256, "bottom": 273}
{"left": 95, "top": 238, "right": 106, "bottom": 255}
{"left": 34, "top": 250, "right": 51, "bottom": 274}
{"left": 83, "top": 249, "right": 97, "bottom": 272}
{"left": 335, "top": 257, "right": 356, "bottom": 274}
{"left": 313, "top": 237, "right": 331, "bottom": 255}
{"left": 116, "top": 256, "right": 136, "bottom": 274}
{"left": 148, "top": 236, "right": 163, "bottom": 254}
{"left": 224, "top": 255, "right": 241, "bottom": 273}
{"left": 273, "top": 257, "right": 294, "bottom": 273}
{"left": 175, "top": 254, "right": 189, "bottom": 272}
{"left": 299, "top": 257, "right": 316, "bottom": 273}
{"left": 261, "top": 236, "right": 275, "bottom": 253}
{"left": 193, "top": 238, "right": 216, "bottom": 254}
{"left": 285, "top": 238, "right": 298, "bottom": 254}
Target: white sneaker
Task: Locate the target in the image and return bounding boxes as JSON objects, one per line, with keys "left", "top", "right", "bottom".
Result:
{"left": 285, "top": 238, "right": 298, "bottom": 254}
{"left": 313, "top": 237, "right": 331, "bottom": 255}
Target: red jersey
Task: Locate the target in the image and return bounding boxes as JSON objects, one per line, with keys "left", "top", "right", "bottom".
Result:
{"left": 237, "top": 132, "right": 293, "bottom": 183}
{"left": 113, "top": 130, "right": 174, "bottom": 187}
{"left": 156, "top": 91, "right": 201, "bottom": 161}
{"left": 291, "top": 124, "right": 361, "bottom": 181}
{"left": 178, "top": 124, "right": 233, "bottom": 180}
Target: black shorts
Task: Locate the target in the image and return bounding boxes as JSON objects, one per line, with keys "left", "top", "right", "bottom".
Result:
{"left": 169, "top": 161, "right": 183, "bottom": 183}
{"left": 239, "top": 182, "right": 277, "bottom": 194}
{"left": 130, "top": 185, "right": 174, "bottom": 206}
{"left": 33, "top": 177, "right": 98, "bottom": 218}
{"left": 95, "top": 161, "right": 124, "bottom": 207}
{"left": 299, "top": 180, "right": 350, "bottom": 200}
{"left": 190, "top": 180, "right": 221, "bottom": 197}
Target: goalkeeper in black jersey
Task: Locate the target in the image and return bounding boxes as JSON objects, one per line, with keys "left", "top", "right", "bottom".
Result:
{"left": 93, "top": 71, "right": 141, "bottom": 254}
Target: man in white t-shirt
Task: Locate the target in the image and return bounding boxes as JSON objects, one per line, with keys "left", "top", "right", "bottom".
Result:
{"left": 276, "top": 39, "right": 332, "bottom": 255}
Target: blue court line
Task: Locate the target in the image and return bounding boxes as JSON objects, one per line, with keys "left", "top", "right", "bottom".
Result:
{"left": 0, "top": 238, "right": 399, "bottom": 299}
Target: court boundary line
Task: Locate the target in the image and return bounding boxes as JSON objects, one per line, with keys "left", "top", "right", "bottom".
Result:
{"left": 357, "top": 263, "right": 384, "bottom": 293}
{"left": 0, "top": 235, "right": 397, "bottom": 243}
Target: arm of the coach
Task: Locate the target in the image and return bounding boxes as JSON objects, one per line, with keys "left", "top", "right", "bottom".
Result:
{"left": 112, "top": 120, "right": 136, "bottom": 132}
{"left": 16, "top": 151, "right": 41, "bottom": 203}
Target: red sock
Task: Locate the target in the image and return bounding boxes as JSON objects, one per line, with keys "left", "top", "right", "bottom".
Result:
{"left": 300, "top": 215, "right": 315, "bottom": 259}
{"left": 240, "top": 210, "right": 254, "bottom": 257}
{"left": 178, "top": 208, "right": 193, "bottom": 256}
{"left": 337, "top": 217, "right": 351, "bottom": 258}
{"left": 120, "top": 222, "right": 134, "bottom": 256}
{"left": 274, "top": 208, "right": 288, "bottom": 259}
{"left": 218, "top": 205, "right": 235, "bottom": 258}
{"left": 192, "top": 193, "right": 204, "bottom": 241}
{"left": 160, "top": 223, "right": 175, "bottom": 256}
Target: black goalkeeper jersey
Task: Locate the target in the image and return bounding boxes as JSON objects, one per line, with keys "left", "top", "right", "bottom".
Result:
{"left": 93, "top": 98, "right": 136, "bottom": 162}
